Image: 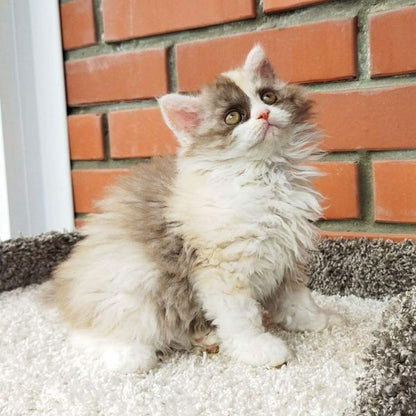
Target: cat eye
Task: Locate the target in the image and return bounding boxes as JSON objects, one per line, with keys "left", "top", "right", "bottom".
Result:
{"left": 261, "top": 91, "right": 277, "bottom": 105}
{"left": 224, "top": 110, "right": 243, "bottom": 126}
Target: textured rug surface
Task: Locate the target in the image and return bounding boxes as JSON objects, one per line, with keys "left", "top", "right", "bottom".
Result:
{"left": 308, "top": 238, "right": 416, "bottom": 299}
{"left": 350, "top": 287, "right": 416, "bottom": 416}
{"left": 0, "top": 233, "right": 415, "bottom": 415}
{"left": 0, "top": 285, "right": 386, "bottom": 416}
{"left": 0, "top": 232, "right": 82, "bottom": 292}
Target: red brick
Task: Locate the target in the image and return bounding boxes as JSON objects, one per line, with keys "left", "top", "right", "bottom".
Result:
{"left": 60, "top": 0, "right": 96, "bottom": 51}
{"left": 320, "top": 230, "right": 416, "bottom": 242}
{"left": 68, "top": 114, "right": 105, "bottom": 160}
{"left": 103, "top": 0, "right": 256, "bottom": 42}
{"left": 65, "top": 49, "right": 168, "bottom": 105}
{"left": 373, "top": 160, "right": 416, "bottom": 224}
{"left": 313, "top": 162, "right": 360, "bottom": 220}
{"left": 264, "top": 0, "right": 328, "bottom": 13}
{"left": 370, "top": 6, "right": 416, "bottom": 77}
{"left": 108, "top": 107, "right": 178, "bottom": 159}
{"left": 312, "top": 85, "right": 416, "bottom": 152}
{"left": 72, "top": 169, "right": 130, "bottom": 213}
{"left": 74, "top": 218, "right": 86, "bottom": 229}
{"left": 176, "top": 18, "right": 356, "bottom": 91}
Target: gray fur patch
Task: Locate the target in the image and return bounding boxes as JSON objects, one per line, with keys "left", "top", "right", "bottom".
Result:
{"left": 96, "top": 157, "right": 210, "bottom": 348}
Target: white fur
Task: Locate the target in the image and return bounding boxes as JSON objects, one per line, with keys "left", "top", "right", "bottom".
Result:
{"left": 71, "top": 332, "right": 158, "bottom": 373}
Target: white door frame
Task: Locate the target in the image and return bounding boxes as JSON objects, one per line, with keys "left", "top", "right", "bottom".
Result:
{"left": 0, "top": 0, "right": 74, "bottom": 240}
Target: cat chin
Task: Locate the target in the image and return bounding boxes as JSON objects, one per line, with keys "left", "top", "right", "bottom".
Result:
{"left": 260, "top": 124, "right": 282, "bottom": 142}
{"left": 231, "top": 124, "right": 270, "bottom": 152}
{"left": 241, "top": 120, "right": 290, "bottom": 145}
{"left": 244, "top": 129, "right": 287, "bottom": 155}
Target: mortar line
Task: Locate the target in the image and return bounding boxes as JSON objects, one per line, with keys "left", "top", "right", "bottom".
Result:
{"left": 255, "top": 0, "right": 264, "bottom": 18}
{"left": 69, "top": 99, "right": 159, "bottom": 115}
{"left": 74, "top": 213, "right": 88, "bottom": 219}
{"left": 357, "top": 151, "right": 374, "bottom": 226}
{"left": 317, "top": 220, "right": 416, "bottom": 234}
{"left": 72, "top": 158, "right": 148, "bottom": 170}
{"left": 101, "top": 112, "right": 110, "bottom": 161}
{"left": 306, "top": 75, "right": 416, "bottom": 92}
{"left": 355, "top": 6, "right": 370, "bottom": 81}
{"left": 92, "top": 0, "right": 104, "bottom": 44}
{"left": 370, "top": 150, "right": 416, "bottom": 160}
{"left": 167, "top": 45, "right": 177, "bottom": 93}
{"left": 321, "top": 152, "right": 361, "bottom": 162}
{"left": 368, "top": 0, "right": 416, "bottom": 14}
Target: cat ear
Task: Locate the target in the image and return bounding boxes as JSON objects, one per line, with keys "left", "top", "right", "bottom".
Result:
{"left": 158, "top": 93, "right": 202, "bottom": 144}
{"left": 244, "top": 45, "right": 275, "bottom": 81}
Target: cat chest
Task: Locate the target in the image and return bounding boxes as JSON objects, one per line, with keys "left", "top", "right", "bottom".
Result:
{"left": 171, "top": 172, "right": 317, "bottom": 265}
{"left": 231, "top": 182, "right": 312, "bottom": 232}
{"left": 202, "top": 188, "right": 311, "bottom": 270}
{"left": 175, "top": 175, "right": 314, "bottom": 241}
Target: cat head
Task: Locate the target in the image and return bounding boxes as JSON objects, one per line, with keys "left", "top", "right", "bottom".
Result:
{"left": 158, "top": 45, "right": 314, "bottom": 160}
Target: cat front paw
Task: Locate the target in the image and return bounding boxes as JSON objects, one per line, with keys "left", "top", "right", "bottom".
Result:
{"left": 191, "top": 328, "right": 220, "bottom": 354}
{"left": 226, "top": 333, "right": 293, "bottom": 367}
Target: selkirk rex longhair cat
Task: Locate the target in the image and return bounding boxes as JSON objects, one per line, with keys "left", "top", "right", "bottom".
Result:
{"left": 49, "top": 45, "right": 342, "bottom": 373}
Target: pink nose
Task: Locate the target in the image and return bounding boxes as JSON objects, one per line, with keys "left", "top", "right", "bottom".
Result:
{"left": 257, "top": 110, "right": 270, "bottom": 121}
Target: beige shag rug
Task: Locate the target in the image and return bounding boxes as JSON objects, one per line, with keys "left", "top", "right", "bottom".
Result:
{"left": 1, "top": 284, "right": 385, "bottom": 416}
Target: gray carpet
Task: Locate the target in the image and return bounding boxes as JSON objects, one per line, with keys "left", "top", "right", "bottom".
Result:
{"left": 1, "top": 232, "right": 415, "bottom": 415}
{"left": 352, "top": 286, "right": 416, "bottom": 416}
{"left": 309, "top": 238, "right": 416, "bottom": 299}
{"left": 0, "top": 232, "right": 83, "bottom": 292}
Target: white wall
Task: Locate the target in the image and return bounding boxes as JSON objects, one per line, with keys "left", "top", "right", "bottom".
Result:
{"left": 0, "top": 100, "right": 11, "bottom": 240}
{"left": 0, "top": 0, "right": 74, "bottom": 240}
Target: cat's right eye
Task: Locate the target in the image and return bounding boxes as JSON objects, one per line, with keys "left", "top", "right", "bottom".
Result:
{"left": 224, "top": 110, "right": 242, "bottom": 126}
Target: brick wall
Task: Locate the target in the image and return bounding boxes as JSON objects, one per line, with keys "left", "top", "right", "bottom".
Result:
{"left": 60, "top": 0, "right": 416, "bottom": 240}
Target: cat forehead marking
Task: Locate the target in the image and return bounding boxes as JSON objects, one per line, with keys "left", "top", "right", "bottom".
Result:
{"left": 223, "top": 69, "right": 256, "bottom": 98}
{"left": 204, "top": 75, "right": 250, "bottom": 109}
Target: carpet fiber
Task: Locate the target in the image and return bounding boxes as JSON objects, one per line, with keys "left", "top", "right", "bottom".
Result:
{"left": 0, "top": 233, "right": 415, "bottom": 415}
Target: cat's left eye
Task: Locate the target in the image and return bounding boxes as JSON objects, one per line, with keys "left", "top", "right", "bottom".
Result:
{"left": 261, "top": 91, "right": 277, "bottom": 105}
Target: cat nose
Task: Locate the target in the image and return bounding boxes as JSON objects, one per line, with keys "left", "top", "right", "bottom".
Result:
{"left": 257, "top": 110, "right": 270, "bottom": 121}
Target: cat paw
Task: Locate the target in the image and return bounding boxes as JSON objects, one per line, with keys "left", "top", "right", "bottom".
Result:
{"left": 191, "top": 329, "right": 220, "bottom": 354}
{"left": 101, "top": 343, "right": 158, "bottom": 373}
{"left": 227, "top": 333, "right": 293, "bottom": 367}
{"left": 283, "top": 309, "right": 345, "bottom": 332}
{"left": 325, "top": 310, "right": 345, "bottom": 328}
{"left": 310, "top": 309, "right": 345, "bottom": 331}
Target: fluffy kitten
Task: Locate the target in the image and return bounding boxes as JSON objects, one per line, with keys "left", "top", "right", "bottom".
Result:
{"left": 49, "top": 45, "right": 341, "bottom": 372}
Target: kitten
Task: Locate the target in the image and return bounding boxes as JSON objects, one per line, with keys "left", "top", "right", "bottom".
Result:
{"left": 49, "top": 45, "right": 342, "bottom": 373}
